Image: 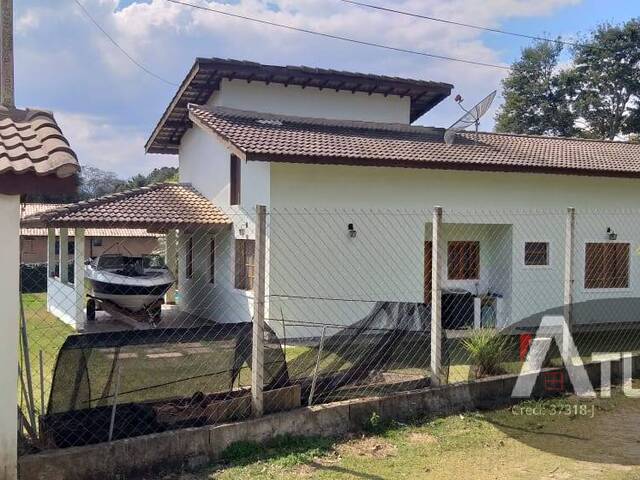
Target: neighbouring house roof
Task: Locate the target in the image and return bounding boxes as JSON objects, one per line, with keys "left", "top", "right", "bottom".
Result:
{"left": 188, "top": 105, "right": 640, "bottom": 179}
{"left": 145, "top": 57, "right": 453, "bottom": 155}
{"left": 21, "top": 183, "right": 231, "bottom": 232}
{"left": 20, "top": 203, "right": 161, "bottom": 237}
{"left": 0, "top": 106, "right": 79, "bottom": 194}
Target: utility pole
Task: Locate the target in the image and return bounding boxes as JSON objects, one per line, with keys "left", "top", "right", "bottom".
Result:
{"left": 0, "top": 0, "right": 14, "bottom": 108}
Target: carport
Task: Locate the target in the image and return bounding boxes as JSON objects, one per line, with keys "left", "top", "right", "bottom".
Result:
{"left": 22, "top": 182, "right": 231, "bottom": 330}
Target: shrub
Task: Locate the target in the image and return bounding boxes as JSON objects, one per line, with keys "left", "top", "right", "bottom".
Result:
{"left": 462, "top": 329, "right": 512, "bottom": 378}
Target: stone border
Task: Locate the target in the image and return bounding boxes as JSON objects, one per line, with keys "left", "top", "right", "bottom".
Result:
{"left": 20, "top": 356, "right": 637, "bottom": 480}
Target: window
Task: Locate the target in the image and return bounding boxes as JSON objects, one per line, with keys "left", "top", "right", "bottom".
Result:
{"left": 209, "top": 238, "right": 215, "bottom": 284}
{"left": 585, "top": 242, "right": 629, "bottom": 289}
{"left": 186, "top": 236, "right": 194, "bottom": 279}
{"left": 524, "top": 242, "right": 549, "bottom": 266}
{"left": 230, "top": 154, "right": 241, "bottom": 205}
{"left": 235, "top": 239, "right": 255, "bottom": 290}
{"left": 91, "top": 237, "right": 103, "bottom": 247}
{"left": 448, "top": 241, "right": 480, "bottom": 280}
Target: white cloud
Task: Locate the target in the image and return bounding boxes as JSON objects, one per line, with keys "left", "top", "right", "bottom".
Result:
{"left": 55, "top": 112, "right": 177, "bottom": 178}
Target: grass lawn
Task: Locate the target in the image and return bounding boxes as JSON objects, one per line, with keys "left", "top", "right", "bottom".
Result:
{"left": 20, "top": 293, "right": 73, "bottom": 415}
{"left": 147, "top": 389, "right": 640, "bottom": 480}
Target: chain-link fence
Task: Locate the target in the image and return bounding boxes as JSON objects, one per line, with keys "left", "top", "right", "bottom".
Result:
{"left": 17, "top": 205, "right": 640, "bottom": 454}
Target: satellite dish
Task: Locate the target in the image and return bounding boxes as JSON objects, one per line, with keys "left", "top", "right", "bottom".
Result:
{"left": 444, "top": 90, "right": 497, "bottom": 145}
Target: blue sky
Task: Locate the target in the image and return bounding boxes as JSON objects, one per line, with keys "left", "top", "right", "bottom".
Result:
{"left": 13, "top": 0, "right": 639, "bottom": 177}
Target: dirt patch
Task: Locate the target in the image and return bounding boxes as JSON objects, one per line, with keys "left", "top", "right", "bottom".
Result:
{"left": 406, "top": 431, "right": 438, "bottom": 445}
{"left": 334, "top": 436, "right": 397, "bottom": 459}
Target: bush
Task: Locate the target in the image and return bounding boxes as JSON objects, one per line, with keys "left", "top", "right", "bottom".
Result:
{"left": 20, "top": 263, "right": 47, "bottom": 293}
{"left": 462, "top": 329, "right": 512, "bottom": 378}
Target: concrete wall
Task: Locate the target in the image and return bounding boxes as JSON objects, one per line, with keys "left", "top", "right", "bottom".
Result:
{"left": 0, "top": 194, "right": 19, "bottom": 480}
{"left": 209, "top": 79, "right": 411, "bottom": 123}
{"left": 46, "top": 277, "right": 77, "bottom": 328}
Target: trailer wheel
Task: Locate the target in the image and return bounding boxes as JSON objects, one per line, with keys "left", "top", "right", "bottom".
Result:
{"left": 86, "top": 299, "right": 96, "bottom": 322}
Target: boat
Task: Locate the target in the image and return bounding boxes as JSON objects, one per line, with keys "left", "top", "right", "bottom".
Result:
{"left": 85, "top": 254, "right": 175, "bottom": 320}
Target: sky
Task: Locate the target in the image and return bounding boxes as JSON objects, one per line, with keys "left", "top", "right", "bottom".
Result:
{"left": 14, "top": 0, "right": 639, "bottom": 177}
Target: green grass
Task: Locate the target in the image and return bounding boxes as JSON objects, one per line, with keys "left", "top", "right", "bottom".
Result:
{"left": 20, "top": 293, "right": 73, "bottom": 415}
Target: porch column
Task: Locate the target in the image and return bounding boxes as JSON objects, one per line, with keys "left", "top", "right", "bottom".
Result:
{"left": 562, "top": 207, "right": 575, "bottom": 361}
{"left": 47, "top": 228, "right": 56, "bottom": 278}
{"left": 74, "top": 228, "right": 85, "bottom": 326}
{"left": 430, "top": 206, "right": 444, "bottom": 385}
{"left": 165, "top": 229, "right": 177, "bottom": 304}
{"left": 0, "top": 195, "right": 19, "bottom": 480}
{"left": 59, "top": 227, "right": 68, "bottom": 283}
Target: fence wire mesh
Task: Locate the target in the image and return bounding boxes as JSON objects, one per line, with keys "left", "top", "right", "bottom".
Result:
{"left": 17, "top": 205, "right": 640, "bottom": 453}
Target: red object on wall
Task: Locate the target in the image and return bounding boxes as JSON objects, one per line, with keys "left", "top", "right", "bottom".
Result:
{"left": 519, "top": 334, "right": 533, "bottom": 361}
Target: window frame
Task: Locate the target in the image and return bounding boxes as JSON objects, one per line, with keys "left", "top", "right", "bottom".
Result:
{"left": 209, "top": 237, "right": 216, "bottom": 285}
{"left": 523, "top": 241, "right": 550, "bottom": 268}
{"left": 185, "top": 236, "right": 194, "bottom": 280}
{"left": 447, "top": 240, "right": 480, "bottom": 281}
{"left": 230, "top": 154, "right": 241, "bottom": 206}
{"left": 234, "top": 239, "right": 255, "bottom": 291}
{"left": 583, "top": 241, "right": 631, "bottom": 291}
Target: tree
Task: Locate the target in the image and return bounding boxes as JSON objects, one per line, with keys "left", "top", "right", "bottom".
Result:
{"left": 495, "top": 41, "right": 576, "bottom": 136}
{"left": 570, "top": 19, "right": 640, "bottom": 140}
{"left": 79, "top": 166, "right": 124, "bottom": 200}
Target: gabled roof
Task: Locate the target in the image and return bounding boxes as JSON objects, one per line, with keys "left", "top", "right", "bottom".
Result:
{"left": 188, "top": 105, "right": 640, "bottom": 179}
{"left": 20, "top": 203, "right": 160, "bottom": 237}
{"left": 145, "top": 58, "right": 453, "bottom": 155}
{"left": 22, "top": 183, "right": 231, "bottom": 232}
{"left": 0, "top": 106, "right": 79, "bottom": 194}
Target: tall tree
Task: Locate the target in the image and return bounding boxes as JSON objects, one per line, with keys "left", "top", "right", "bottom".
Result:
{"left": 79, "top": 166, "right": 124, "bottom": 200}
{"left": 495, "top": 41, "right": 576, "bottom": 136}
{"left": 570, "top": 19, "right": 640, "bottom": 140}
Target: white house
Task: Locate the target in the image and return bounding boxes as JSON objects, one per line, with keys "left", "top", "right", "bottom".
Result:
{"left": 140, "top": 58, "right": 640, "bottom": 339}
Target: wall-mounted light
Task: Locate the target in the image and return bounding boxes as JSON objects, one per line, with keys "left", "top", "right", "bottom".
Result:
{"left": 347, "top": 223, "right": 357, "bottom": 239}
{"left": 607, "top": 227, "right": 617, "bottom": 241}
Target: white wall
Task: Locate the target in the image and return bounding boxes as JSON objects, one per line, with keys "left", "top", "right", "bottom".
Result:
{"left": 209, "top": 79, "right": 411, "bottom": 124}
{"left": 0, "top": 194, "right": 19, "bottom": 480}
{"left": 266, "top": 163, "right": 640, "bottom": 336}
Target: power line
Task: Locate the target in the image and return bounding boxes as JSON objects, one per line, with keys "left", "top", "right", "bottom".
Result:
{"left": 73, "top": 0, "right": 178, "bottom": 86}
{"left": 337, "top": 0, "right": 579, "bottom": 48}
{"left": 165, "top": 0, "right": 510, "bottom": 70}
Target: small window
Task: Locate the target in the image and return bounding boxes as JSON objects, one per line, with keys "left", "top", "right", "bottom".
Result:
{"left": 186, "top": 236, "right": 194, "bottom": 279}
{"left": 585, "top": 242, "right": 629, "bottom": 289}
{"left": 448, "top": 241, "right": 480, "bottom": 280}
{"left": 230, "top": 154, "right": 241, "bottom": 206}
{"left": 209, "top": 238, "right": 215, "bottom": 284}
{"left": 524, "top": 242, "right": 549, "bottom": 266}
{"left": 235, "top": 239, "right": 255, "bottom": 290}
{"left": 91, "top": 237, "right": 103, "bottom": 247}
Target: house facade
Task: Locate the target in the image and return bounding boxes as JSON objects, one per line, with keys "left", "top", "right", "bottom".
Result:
{"left": 20, "top": 203, "right": 160, "bottom": 264}
{"left": 145, "top": 58, "right": 640, "bottom": 338}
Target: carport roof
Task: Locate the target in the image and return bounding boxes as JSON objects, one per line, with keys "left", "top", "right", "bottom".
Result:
{"left": 21, "top": 183, "right": 231, "bottom": 232}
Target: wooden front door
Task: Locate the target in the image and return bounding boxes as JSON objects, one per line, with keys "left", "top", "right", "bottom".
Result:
{"left": 424, "top": 240, "right": 432, "bottom": 303}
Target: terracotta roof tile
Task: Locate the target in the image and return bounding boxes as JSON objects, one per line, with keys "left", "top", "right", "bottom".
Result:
{"left": 20, "top": 203, "right": 160, "bottom": 237}
{"left": 189, "top": 105, "right": 640, "bottom": 178}
{"left": 0, "top": 106, "right": 79, "bottom": 178}
{"left": 22, "top": 183, "right": 231, "bottom": 231}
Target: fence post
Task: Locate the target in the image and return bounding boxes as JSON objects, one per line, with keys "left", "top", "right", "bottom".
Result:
{"left": 59, "top": 227, "right": 68, "bottom": 283}
{"left": 47, "top": 228, "right": 56, "bottom": 278}
{"left": 252, "top": 205, "right": 267, "bottom": 417}
{"left": 165, "top": 229, "right": 177, "bottom": 304}
{"left": 74, "top": 228, "right": 85, "bottom": 326}
{"left": 563, "top": 207, "right": 575, "bottom": 361}
{"left": 431, "top": 206, "right": 444, "bottom": 385}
